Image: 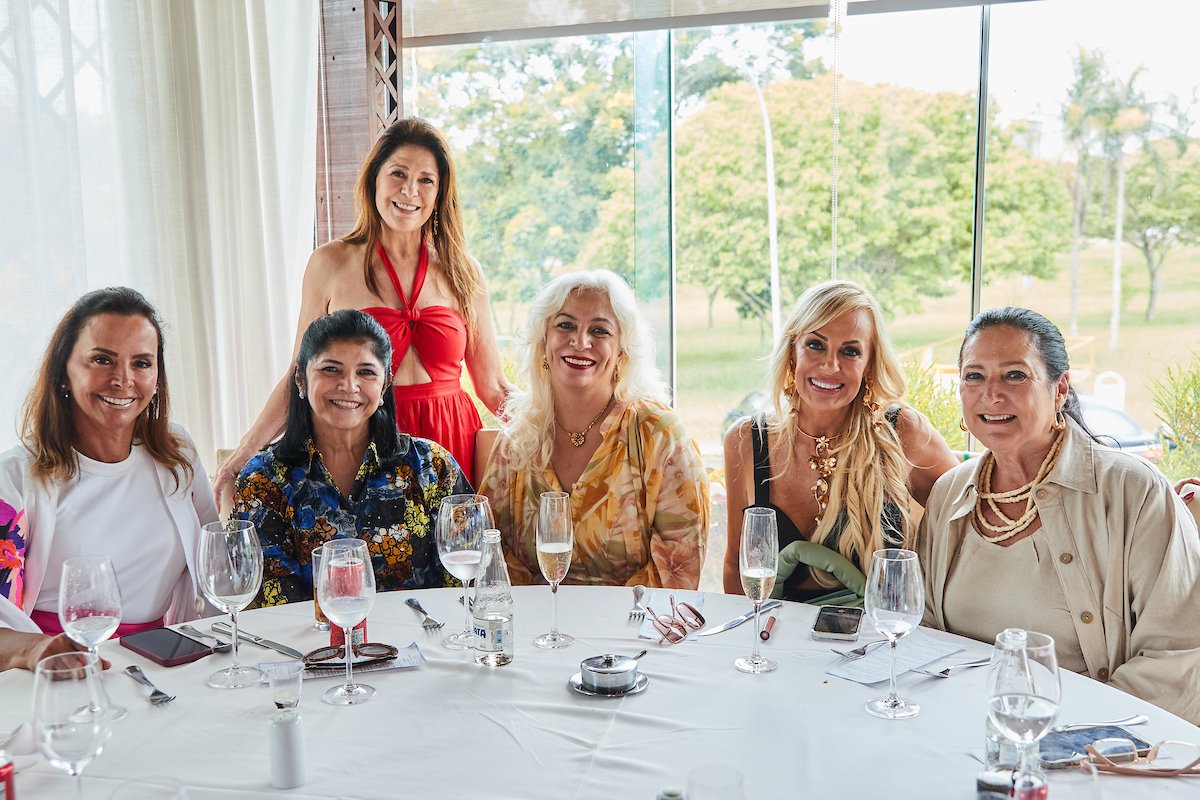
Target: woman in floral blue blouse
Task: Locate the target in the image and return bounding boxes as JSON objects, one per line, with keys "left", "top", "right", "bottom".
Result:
{"left": 235, "top": 310, "right": 469, "bottom": 606}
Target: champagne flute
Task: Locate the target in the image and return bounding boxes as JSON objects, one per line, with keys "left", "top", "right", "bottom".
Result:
{"left": 864, "top": 548, "right": 924, "bottom": 719}
{"left": 58, "top": 556, "right": 127, "bottom": 721}
{"left": 33, "top": 651, "right": 113, "bottom": 800}
{"left": 197, "top": 520, "right": 263, "bottom": 689}
{"left": 317, "top": 538, "right": 376, "bottom": 704}
{"left": 534, "top": 491, "right": 574, "bottom": 649}
{"left": 435, "top": 494, "right": 493, "bottom": 650}
{"left": 988, "top": 630, "right": 1060, "bottom": 796}
{"left": 734, "top": 507, "right": 778, "bottom": 673}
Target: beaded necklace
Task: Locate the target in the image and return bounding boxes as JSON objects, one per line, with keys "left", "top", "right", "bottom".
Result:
{"left": 972, "top": 429, "right": 1066, "bottom": 543}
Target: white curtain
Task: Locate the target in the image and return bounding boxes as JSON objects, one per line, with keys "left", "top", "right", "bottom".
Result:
{"left": 1, "top": 0, "right": 317, "bottom": 471}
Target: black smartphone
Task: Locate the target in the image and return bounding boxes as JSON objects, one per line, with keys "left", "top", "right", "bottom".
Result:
{"left": 810, "top": 606, "right": 864, "bottom": 641}
{"left": 120, "top": 627, "right": 214, "bottom": 667}
{"left": 1039, "top": 725, "right": 1152, "bottom": 768}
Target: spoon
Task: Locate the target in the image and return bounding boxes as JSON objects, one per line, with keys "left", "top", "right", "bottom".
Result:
{"left": 179, "top": 624, "right": 233, "bottom": 653}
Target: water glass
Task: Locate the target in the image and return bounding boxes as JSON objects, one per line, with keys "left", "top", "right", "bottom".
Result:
{"left": 988, "top": 630, "right": 1060, "bottom": 795}
{"left": 864, "top": 548, "right": 924, "bottom": 719}
{"left": 197, "top": 520, "right": 264, "bottom": 689}
{"left": 734, "top": 507, "right": 777, "bottom": 673}
{"left": 58, "top": 556, "right": 127, "bottom": 721}
{"left": 435, "top": 494, "right": 492, "bottom": 650}
{"left": 263, "top": 660, "right": 304, "bottom": 710}
{"left": 311, "top": 546, "right": 330, "bottom": 631}
{"left": 317, "top": 538, "right": 376, "bottom": 705}
{"left": 33, "top": 651, "right": 113, "bottom": 799}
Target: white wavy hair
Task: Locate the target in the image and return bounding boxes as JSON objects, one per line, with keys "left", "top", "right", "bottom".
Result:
{"left": 502, "top": 269, "right": 668, "bottom": 473}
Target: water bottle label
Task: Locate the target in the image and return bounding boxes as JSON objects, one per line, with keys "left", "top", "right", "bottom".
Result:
{"left": 473, "top": 616, "right": 512, "bottom": 652}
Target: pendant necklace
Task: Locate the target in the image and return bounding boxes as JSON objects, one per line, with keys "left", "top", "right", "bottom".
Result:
{"left": 556, "top": 395, "right": 614, "bottom": 447}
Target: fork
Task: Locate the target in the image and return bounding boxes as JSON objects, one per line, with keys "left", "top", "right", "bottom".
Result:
{"left": 179, "top": 624, "right": 232, "bottom": 653}
{"left": 405, "top": 597, "right": 444, "bottom": 630}
{"left": 124, "top": 665, "right": 175, "bottom": 705}
{"left": 628, "top": 584, "right": 646, "bottom": 621}
{"left": 1051, "top": 713, "right": 1149, "bottom": 732}
{"left": 831, "top": 639, "right": 888, "bottom": 659}
{"left": 910, "top": 657, "right": 992, "bottom": 678}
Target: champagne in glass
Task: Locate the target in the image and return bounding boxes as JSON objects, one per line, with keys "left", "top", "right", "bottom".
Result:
{"left": 58, "top": 556, "right": 127, "bottom": 721}
{"left": 435, "top": 494, "right": 492, "bottom": 650}
{"left": 864, "top": 548, "right": 924, "bottom": 719}
{"left": 197, "top": 520, "right": 264, "bottom": 689}
{"left": 534, "top": 491, "right": 574, "bottom": 649}
{"left": 33, "top": 651, "right": 113, "bottom": 800}
{"left": 987, "top": 629, "right": 1060, "bottom": 798}
{"left": 318, "top": 538, "right": 376, "bottom": 704}
{"left": 734, "top": 507, "right": 778, "bottom": 673}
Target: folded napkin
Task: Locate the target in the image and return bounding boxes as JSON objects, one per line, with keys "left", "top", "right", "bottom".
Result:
{"left": 825, "top": 628, "right": 965, "bottom": 685}
{"left": 637, "top": 589, "right": 706, "bottom": 640}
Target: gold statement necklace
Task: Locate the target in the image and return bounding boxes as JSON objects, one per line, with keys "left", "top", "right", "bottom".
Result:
{"left": 972, "top": 429, "right": 1066, "bottom": 543}
{"left": 556, "top": 395, "right": 614, "bottom": 447}
{"left": 795, "top": 422, "right": 844, "bottom": 524}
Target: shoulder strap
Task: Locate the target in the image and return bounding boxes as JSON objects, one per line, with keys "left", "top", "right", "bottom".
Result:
{"left": 751, "top": 414, "right": 771, "bottom": 506}
{"left": 884, "top": 402, "right": 902, "bottom": 429}
{"left": 375, "top": 242, "right": 429, "bottom": 312}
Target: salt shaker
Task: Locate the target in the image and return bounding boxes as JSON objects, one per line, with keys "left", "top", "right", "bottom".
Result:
{"left": 268, "top": 711, "right": 306, "bottom": 789}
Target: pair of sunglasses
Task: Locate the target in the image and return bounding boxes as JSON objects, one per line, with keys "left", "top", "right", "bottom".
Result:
{"left": 645, "top": 595, "right": 705, "bottom": 645}
{"left": 302, "top": 642, "right": 398, "bottom": 668}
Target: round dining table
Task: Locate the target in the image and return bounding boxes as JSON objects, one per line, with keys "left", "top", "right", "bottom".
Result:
{"left": 2, "top": 585, "right": 1197, "bottom": 799}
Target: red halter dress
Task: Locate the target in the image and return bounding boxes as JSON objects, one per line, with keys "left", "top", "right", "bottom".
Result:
{"left": 363, "top": 243, "right": 483, "bottom": 483}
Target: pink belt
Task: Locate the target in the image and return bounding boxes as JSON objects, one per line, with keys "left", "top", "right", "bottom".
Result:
{"left": 30, "top": 609, "right": 165, "bottom": 638}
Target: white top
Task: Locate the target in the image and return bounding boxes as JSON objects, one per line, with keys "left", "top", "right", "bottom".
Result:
{"left": 33, "top": 445, "right": 186, "bottom": 623}
{"left": 1, "top": 586, "right": 1196, "bottom": 799}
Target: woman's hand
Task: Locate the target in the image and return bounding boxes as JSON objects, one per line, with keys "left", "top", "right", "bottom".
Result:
{"left": 1174, "top": 477, "right": 1200, "bottom": 505}
{"left": 0, "top": 630, "right": 110, "bottom": 672}
{"left": 213, "top": 446, "right": 254, "bottom": 497}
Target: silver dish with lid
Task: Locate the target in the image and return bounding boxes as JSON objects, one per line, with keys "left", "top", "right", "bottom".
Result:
{"left": 569, "top": 652, "right": 648, "bottom": 697}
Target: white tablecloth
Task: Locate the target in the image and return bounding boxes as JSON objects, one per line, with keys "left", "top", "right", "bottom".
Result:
{"left": 2, "top": 586, "right": 1197, "bottom": 798}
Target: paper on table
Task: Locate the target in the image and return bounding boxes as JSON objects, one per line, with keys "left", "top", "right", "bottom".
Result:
{"left": 825, "top": 629, "right": 965, "bottom": 685}
{"left": 637, "top": 589, "right": 706, "bottom": 640}
{"left": 263, "top": 642, "right": 427, "bottom": 681}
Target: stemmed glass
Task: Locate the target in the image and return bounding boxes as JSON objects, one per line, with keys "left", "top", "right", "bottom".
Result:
{"left": 58, "top": 556, "right": 127, "bottom": 720}
{"left": 534, "top": 491, "right": 574, "bottom": 649}
{"left": 436, "top": 494, "right": 493, "bottom": 650}
{"left": 197, "top": 520, "right": 263, "bottom": 689}
{"left": 33, "top": 651, "right": 113, "bottom": 800}
{"left": 864, "top": 548, "right": 925, "bottom": 719}
{"left": 988, "top": 630, "right": 1060, "bottom": 796}
{"left": 317, "top": 538, "right": 376, "bottom": 704}
{"left": 734, "top": 507, "right": 778, "bottom": 673}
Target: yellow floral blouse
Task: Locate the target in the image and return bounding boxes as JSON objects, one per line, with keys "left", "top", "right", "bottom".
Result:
{"left": 479, "top": 399, "right": 709, "bottom": 589}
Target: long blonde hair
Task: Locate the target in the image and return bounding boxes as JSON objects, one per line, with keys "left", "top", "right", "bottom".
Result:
{"left": 503, "top": 270, "right": 667, "bottom": 473}
{"left": 766, "top": 280, "right": 911, "bottom": 582}
{"left": 342, "top": 117, "right": 478, "bottom": 334}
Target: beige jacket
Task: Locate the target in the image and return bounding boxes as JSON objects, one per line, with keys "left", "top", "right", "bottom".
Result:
{"left": 919, "top": 419, "right": 1200, "bottom": 724}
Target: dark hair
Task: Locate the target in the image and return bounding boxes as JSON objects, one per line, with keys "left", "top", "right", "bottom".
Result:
{"left": 20, "top": 286, "right": 192, "bottom": 487}
{"left": 275, "top": 310, "right": 405, "bottom": 464}
{"left": 958, "top": 307, "right": 1102, "bottom": 443}
{"left": 342, "top": 117, "right": 478, "bottom": 334}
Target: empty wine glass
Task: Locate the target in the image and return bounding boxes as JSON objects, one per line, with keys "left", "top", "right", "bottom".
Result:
{"left": 988, "top": 630, "right": 1060, "bottom": 797}
{"left": 864, "top": 548, "right": 924, "bottom": 719}
{"left": 58, "top": 556, "right": 127, "bottom": 721}
{"left": 734, "top": 507, "right": 778, "bottom": 673}
{"left": 317, "top": 538, "right": 376, "bottom": 704}
{"left": 33, "top": 651, "right": 113, "bottom": 800}
{"left": 436, "top": 494, "right": 493, "bottom": 650}
{"left": 534, "top": 491, "right": 574, "bottom": 649}
{"left": 197, "top": 520, "right": 263, "bottom": 689}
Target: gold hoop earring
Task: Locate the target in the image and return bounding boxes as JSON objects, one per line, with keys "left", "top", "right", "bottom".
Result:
{"left": 1053, "top": 408, "right": 1066, "bottom": 432}
{"left": 958, "top": 417, "right": 968, "bottom": 432}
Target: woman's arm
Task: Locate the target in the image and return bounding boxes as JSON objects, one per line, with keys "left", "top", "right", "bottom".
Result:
{"left": 476, "top": 437, "right": 534, "bottom": 586}
{"left": 234, "top": 458, "right": 305, "bottom": 606}
{"left": 462, "top": 264, "right": 512, "bottom": 415}
{"left": 641, "top": 414, "right": 709, "bottom": 590}
{"left": 722, "top": 418, "right": 754, "bottom": 595}
{"left": 213, "top": 247, "right": 339, "bottom": 493}
{"left": 895, "top": 406, "right": 960, "bottom": 508}
{"left": 0, "top": 630, "right": 101, "bottom": 672}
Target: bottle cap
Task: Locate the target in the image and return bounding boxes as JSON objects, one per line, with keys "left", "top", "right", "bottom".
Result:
{"left": 483, "top": 528, "right": 501, "bottom": 543}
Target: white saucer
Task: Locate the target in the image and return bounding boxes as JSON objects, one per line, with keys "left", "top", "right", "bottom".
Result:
{"left": 568, "top": 672, "right": 649, "bottom": 697}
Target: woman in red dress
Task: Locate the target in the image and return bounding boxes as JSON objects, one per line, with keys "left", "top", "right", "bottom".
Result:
{"left": 215, "top": 118, "right": 507, "bottom": 490}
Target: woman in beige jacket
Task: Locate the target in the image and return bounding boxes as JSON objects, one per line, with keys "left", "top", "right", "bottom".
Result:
{"left": 919, "top": 306, "right": 1200, "bottom": 724}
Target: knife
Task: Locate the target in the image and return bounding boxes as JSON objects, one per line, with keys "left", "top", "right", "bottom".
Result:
{"left": 695, "top": 600, "right": 782, "bottom": 637}
{"left": 211, "top": 622, "right": 304, "bottom": 659}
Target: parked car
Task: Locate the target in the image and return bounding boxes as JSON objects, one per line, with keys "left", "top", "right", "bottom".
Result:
{"left": 720, "top": 390, "right": 1174, "bottom": 462}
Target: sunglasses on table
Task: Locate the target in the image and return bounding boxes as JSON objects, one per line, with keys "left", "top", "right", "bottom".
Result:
{"left": 645, "top": 595, "right": 705, "bottom": 645}
{"left": 302, "top": 642, "right": 399, "bottom": 667}
{"left": 1082, "top": 738, "right": 1200, "bottom": 776}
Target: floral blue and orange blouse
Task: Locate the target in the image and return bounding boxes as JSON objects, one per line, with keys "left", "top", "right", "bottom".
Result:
{"left": 234, "top": 436, "right": 470, "bottom": 606}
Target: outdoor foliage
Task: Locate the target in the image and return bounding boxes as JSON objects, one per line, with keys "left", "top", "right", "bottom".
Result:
{"left": 901, "top": 361, "right": 967, "bottom": 454}
{"left": 1153, "top": 353, "right": 1200, "bottom": 482}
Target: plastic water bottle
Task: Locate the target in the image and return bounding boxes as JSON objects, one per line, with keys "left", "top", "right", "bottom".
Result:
{"left": 473, "top": 528, "right": 514, "bottom": 666}
{"left": 984, "top": 628, "right": 1025, "bottom": 771}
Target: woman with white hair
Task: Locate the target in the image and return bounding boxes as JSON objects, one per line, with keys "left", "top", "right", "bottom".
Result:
{"left": 479, "top": 270, "right": 708, "bottom": 589}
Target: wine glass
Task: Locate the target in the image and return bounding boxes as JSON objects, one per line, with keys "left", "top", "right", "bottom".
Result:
{"left": 317, "top": 538, "right": 376, "bottom": 704}
{"left": 196, "top": 520, "right": 263, "bottom": 689}
{"left": 58, "top": 556, "right": 127, "bottom": 721}
{"left": 435, "top": 494, "right": 493, "bottom": 650}
{"left": 863, "top": 548, "right": 924, "bottom": 719}
{"left": 33, "top": 651, "right": 113, "bottom": 800}
{"left": 534, "top": 491, "right": 574, "bottom": 649}
{"left": 988, "top": 630, "right": 1060, "bottom": 796}
{"left": 734, "top": 506, "right": 778, "bottom": 673}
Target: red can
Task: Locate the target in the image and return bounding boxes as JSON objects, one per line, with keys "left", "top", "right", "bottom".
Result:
{"left": 0, "top": 748, "right": 15, "bottom": 800}
{"left": 329, "top": 619, "right": 367, "bottom": 648}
